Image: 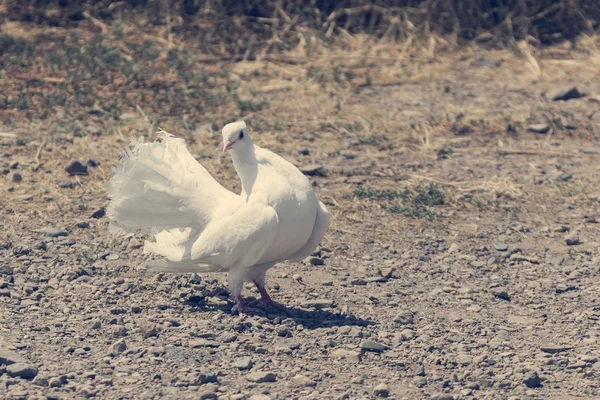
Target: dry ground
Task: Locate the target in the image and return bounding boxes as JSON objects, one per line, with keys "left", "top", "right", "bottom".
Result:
{"left": 2, "top": 19, "right": 600, "bottom": 400}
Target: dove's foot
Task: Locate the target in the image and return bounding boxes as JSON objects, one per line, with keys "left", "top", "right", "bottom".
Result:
{"left": 255, "top": 284, "right": 286, "bottom": 310}
{"left": 231, "top": 297, "right": 246, "bottom": 315}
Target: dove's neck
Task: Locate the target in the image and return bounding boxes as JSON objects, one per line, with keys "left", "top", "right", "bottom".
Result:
{"left": 230, "top": 144, "right": 259, "bottom": 197}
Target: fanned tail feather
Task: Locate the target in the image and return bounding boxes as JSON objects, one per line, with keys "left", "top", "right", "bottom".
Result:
{"left": 107, "top": 130, "right": 241, "bottom": 266}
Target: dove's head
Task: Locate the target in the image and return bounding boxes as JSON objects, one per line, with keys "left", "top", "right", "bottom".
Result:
{"left": 222, "top": 121, "right": 251, "bottom": 154}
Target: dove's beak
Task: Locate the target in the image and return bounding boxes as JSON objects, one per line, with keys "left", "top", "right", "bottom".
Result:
{"left": 222, "top": 140, "right": 233, "bottom": 153}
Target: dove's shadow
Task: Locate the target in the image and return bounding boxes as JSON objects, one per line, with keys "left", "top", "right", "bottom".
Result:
{"left": 186, "top": 294, "right": 373, "bottom": 329}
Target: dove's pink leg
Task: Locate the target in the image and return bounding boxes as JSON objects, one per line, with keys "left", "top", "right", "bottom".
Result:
{"left": 253, "top": 274, "right": 285, "bottom": 310}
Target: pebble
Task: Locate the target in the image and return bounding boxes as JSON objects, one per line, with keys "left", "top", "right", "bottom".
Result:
{"left": 374, "top": 383, "right": 390, "bottom": 397}
{"left": 527, "top": 124, "right": 550, "bottom": 134}
{"left": 565, "top": 232, "right": 580, "bottom": 246}
{"left": 291, "top": 374, "right": 316, "bottom": 387}
{"left": 65, "top": 160, "right": 88, "bottom": 175}
{"left": 379, "top": 267, "right": 395, "bottom": 279}
{"left": 540, "top": 345, "right": 571, "bottom": 354}
{"left": 550, "top": 86, "right": 583, "bottom": 101}
{"left": 399, "top": 329, "right": 416, "bottom": 341}
{"left": 232, "top": 357, "right": 253, "bottom": 370}
{"left": 32, "top": 376, "right": 48, "bottom": 387}
{"left": 57, "top": 180, "right": 74, "bottom": 188}
{"left": 6, "top": 363, "right": 38, "bottom": 380}
{"left": 75, "top": 221, "right": 90, "bottom": 228}
{"left": 493, "top": 242, "right": 508, "bottom": 251}
{"left": 431, "top": 395, "right": 454, "bottom": 400}
{"left": 350, "top": 279, "right": 367, "bottom": 286}
{"left": 34, "top": 226, "right": 68, "bottom": 237}
{"left": 140, "top": 322, "right": 158, "bottom": 338}
{"left": 300, "top": 164, "right": 325, "bottom": 177}
{"left": 301, "top": 299, "right": 334, "bottom": 309}
{"left": 111, "top": 325, "right": 128, "bottom": 337}
{"left": 190, "top": 339, "right": 219, "bottom": 348}
{"left": 112, "top": 339, "right": 127, "bottom": 354}
{"left": 491, "top": 288, "right": 510, "bottom": 301}
{"left": 0, "top": 348, "right": 27, "bottom": 365}
{"left": 523, "top": 371, "right": 541, "bottom": 388}
{"left": 309, "top": 256, "right": 325, "bottom": 265}
{"left": 360, "top": 340, "right": 387, "bottom": 352}
{"left": 331, "top": 348, "right": 361, "bottom": 362}
{"left": 220, "top": 332, "right": 237, "bottom": 343}
{"left": 246, "top": 371, "right": 277, "bottom": 383}
{"left": 11, "top": 173, "right": 22, "bottom": 182}
{"left": 394, "top": 311, "right": 414, "bottom": 325}
{"left": 91, "top": 207, "right": 106, "bottom": 219}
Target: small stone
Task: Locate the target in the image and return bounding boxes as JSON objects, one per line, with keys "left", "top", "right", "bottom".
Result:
{"left": 394, "top": 311, "right": 414, "bottom": 325}
{"left": 300, "top": 164, "right": 326, "bottom": 177}
{"left": 49, "top": 376, "right": 66, "bottom": 388}
{"left": 399, "top": 329, "right": 416, "bottom": 341}
{"left": 32, "top": 376, "right": 48, "bottom": 387}
{"left": 190, "top": 339, "right": 219, "bottom": 348}
{"left": 34, "top": 226, "right": 68, "bottom": 237}
{"left": 57, "top": 180, "right": 74, "bottom": 188}
{"left": 6, "top": 363, "right": 38, "bottom": 379}
{"left": 232, "top": 357, "right": 253, "bottom": 370}
{"left": 365, "top": 276, "right": 388, "bottom": 283}
{"left": 351, "top": 278, "right": 367, "bottom": 286}
{"left": 130, "top": 305, "right": 142, "bottom": 313}
{"left": 360, "top": 340, "right": 387, "bottom": 352}
{"left": 540, "top": 345, "right": 571, "bottom": 354}
{"left": 379, "top": 267, "right": 395, "bottom": 279}
{"left": 493, "top": 242, "right": 508, "bottom": 251}
{"left": 104, "top": 254, "right": 120, "bottom": 261}
{"left": 332, "top": 348, "right": 361, "bottom": 362}
{"left": 527, "top": 124, "right": 550, "bottom": 134}
{"left": 374, "top": 383, "right": 390, "bottom": 397}
{"left": 140, "top": 322, "right": 157, "bottom": 338}
{"left": 431, "top": 395, "right": 454, "bottom": 400}
{"left": 309, "top": 257, "right": 325, "bottom": 266}
{"left": 91, "top": 207, "right": 106, "bottom": 219}
{"left": 111, "top": 325, "right": 127, "bottom": 337}
{"left": 112, "top": 339, "right": 127, "bottom": 354}
{"left": 198, "top": 392, "right": 218, "bottom": 400}
{"left": 246, "top": 371, "right": 277, "bottom": 383}
{"left": 0, "top": 348, "right": 27, "bottom": 365}
{"left": 0, "top": 289, "right": 10, "bottom": 297}
{"left": 291, "top": 374, "right": 316, "bottom": 387}
{"left": 148, "top": 346, "right": 165, "bottom": 356}
{"left": 221, "top": 332, "right": 237, "bottom": 343}
{"left": 565, "top": 232, "right": 580, "bottom": 246}
{"left": 523, "top": 371, "right": 541, "bottom": 388}
{"left": 550, "top": 86, "right": 583, "bottom": 101}
{"left": 86, "top": 159, "right": 99, "bottom": 167}
{"left": 75, "top": 221, "right": 90, "bottom": 228}
{"left": 301, "top": 299, "right": 334, "bottom": 309}
{"left": 11, "top": 173, "right": 22, "bottom": 182}
{"left": 559, "top": 173, "right": 572, "bottom": 182}
{"left": 65, "top": 160, "right": 88, "bottom": 176}
{"left": 197, "top": 371, "right": 218, "bottom": 384}
{"left": 491, "top": 288, "right": 510, "bottom": 301}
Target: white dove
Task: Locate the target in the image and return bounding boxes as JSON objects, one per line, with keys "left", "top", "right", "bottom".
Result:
{"left": 107, "top": 121, "right": 330, "bottom": 313}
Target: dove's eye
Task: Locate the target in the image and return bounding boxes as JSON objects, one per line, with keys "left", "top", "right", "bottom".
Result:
{"left": 239, "top": 131, "right": 244, "bottom": 140}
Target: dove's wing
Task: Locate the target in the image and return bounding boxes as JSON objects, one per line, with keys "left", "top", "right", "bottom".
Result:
{"left": 190, "top": 199, "right": 279, "bottom": 269}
